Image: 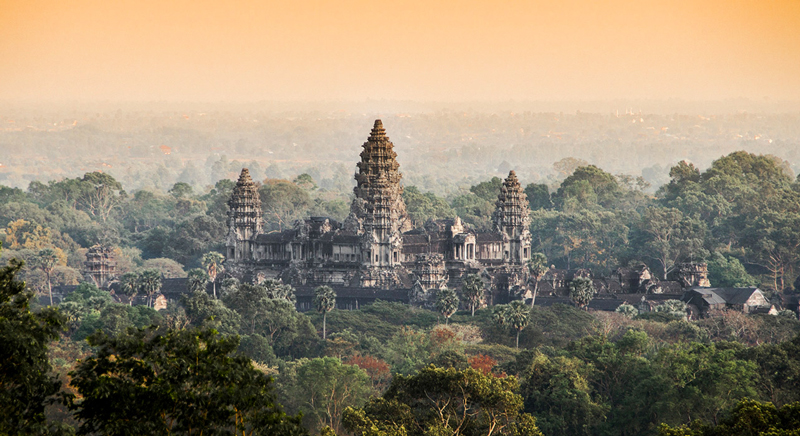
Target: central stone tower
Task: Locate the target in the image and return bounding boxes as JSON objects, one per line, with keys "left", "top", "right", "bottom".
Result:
{"left": 347, "top": 119, "right": 412, "bottom": 268}
{"left": 492, "top": 170, "right": 532, "bottom": 265}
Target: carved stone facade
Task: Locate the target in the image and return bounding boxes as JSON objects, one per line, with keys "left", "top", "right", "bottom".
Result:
{"left": 226, "top": 120, "right": 532, "bottom": 306}
{"left": 83, "top": 245, "right": 116, "bottom": 288}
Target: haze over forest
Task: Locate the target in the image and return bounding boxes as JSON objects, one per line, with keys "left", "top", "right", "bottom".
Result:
{"left": 2, "top": 103, "right": 799, "bottom": 201}
{"left": 4, "top": 2, "right": 800, "bottom": 436}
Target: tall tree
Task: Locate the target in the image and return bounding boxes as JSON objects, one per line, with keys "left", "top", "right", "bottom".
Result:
{"left": 138, "top": 268, "right": 162, "bottom": 308}
{"left": 505, "top": 301, "right": 531, "bottom": 348}
{"left": 461, "top": 274, "right": 484, "bottom": 316}
{"left": 435, "top": 288, "right": 459, "bottom": 325}
{"left": 314, "top": 285, "right": 336, "bottom": 340}
{"left": 0, "top": 257, "right": 65, "bottom": 435}
{"left": 201, "top": 251, "right": 225, "bottom": 298}
{"left": 288, "top": 357, "right": 371, "bottom": 434}
{"left": 76, "top": 172, "right": 126, "bottom": 223}
{"left": 32, "top": 248, "right": 59, "bottom": 305}
{"left": 527, "top": 253, "right": 548, "bottom": 308}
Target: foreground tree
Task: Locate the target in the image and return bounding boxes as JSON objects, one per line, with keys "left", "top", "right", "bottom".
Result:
{"left": 201, "top": 251, "right": 225, "bottom": 298}
{"left": 342, "top": 365, "right": 543, "bottom": 436}
{"left": 658, "top": 398, "right": 800, "bottom": 436}
{"left": 526, "top": 253, "right": 548, "bottom": 308}
{"left": 435, "top": 288, "right": 459, "bottom": 324}
{"left": 314, "top": 285, "right": 336, "bottom": 340}
{"left": 0, "top": 257, "right": 65, "bottom": 434}
{"left": 68, "top": 326, "right": 307, "bottom": 436}
{"left": 461, "top": 274, "right": 484, "bottom": 316}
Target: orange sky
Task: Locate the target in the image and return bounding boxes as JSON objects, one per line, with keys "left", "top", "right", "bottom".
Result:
{"left": 1, "top": 0, "right": 799, "bottom": 102}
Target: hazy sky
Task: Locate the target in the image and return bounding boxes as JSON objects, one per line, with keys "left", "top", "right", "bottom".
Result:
{"left": 2, "top": 0, "right": 799, "bottom": 102}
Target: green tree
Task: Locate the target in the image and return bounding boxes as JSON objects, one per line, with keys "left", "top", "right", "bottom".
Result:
{"left": 138, "top": 268, "right": 162, "bottom": 308}
{"left": 435, "top": 288, "right": 459, "bottom": 324}
{"left": 461, "top": 274, "right": 484, "bottom": 316}
{"left": 68, "top": 326, "right": 307, "bottom": 436}
{"left": 314, "top": 285, "right": 336, "bottom": 340}
{"left": 260, "top": 278, "right": 297, "bottom": 304}
{"left": 186, "top": 268, "right": 209, "bottom": 293}
{"left": 519, "top": 352, "right": 606, "bottom": 436}
{"left": 634, "top": 207, "right": 707, "bottom": 280}
{"left": 181, "top": 290, "right": 241, "bottom": 336}
{"left": 470, "top": 177, "right": 503, "bottom": 201}
{"left": 402, "top": 186, "right": 455, "bottom": 225}
{"left": 657, "top": 399, "right": 800, "bottom": 436}
{"left": 76, "top": 172, "right": 126, "bottom": 223}
{"left": 168, "top": 182, "right": 193, "bottom": 198}
{"left": 0, "top": 257, "right": 66, "bottom": 435}
{"left": 201, "top": 251, "right": 225, "bottom": 298}
{"left": 654, "top": 300, "right": 688, "bottom": 320}
{"left": 118, "top": 271, "right": 140, "bottom": 306}
{"left": 259, "top": 179, "right": 312, "bottom": 231}
{"left": 707, "top": 252, "right": 758, "bottom": 288}
{"left": 524, "top": 183, "right": 552, "bottom": 211}
{"left": 569, "top": 277, "right": 596, "bottom": 310}
{"left": 287, "top": 357, "right": 371, "bottom": 434}
{"left": 505, "top": 301, "right": 530, "bottom": 348}
{"left": 342, "top": 365, "right": 543, "bottom": 436}
{"left": 615, "top": 303, "right": 638, "bottom": 318}
{"left": 32, "top": 247, "right": 59, "bottom": 305}
{"left": 527, "top": 253, "right": 548, "bottom": 308}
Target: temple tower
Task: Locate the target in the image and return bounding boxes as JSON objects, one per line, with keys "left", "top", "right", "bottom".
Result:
{"left": 83, "top": 244, "right": 116, "bottom": 288}
{"left": 226, "top": 168, "right": 263, "bottom": 262}
{"left": 492, "top": 171, "right": 532, "bottom": 264}
{"left": 351, "top": 119, "right": 412, "bottom": 267}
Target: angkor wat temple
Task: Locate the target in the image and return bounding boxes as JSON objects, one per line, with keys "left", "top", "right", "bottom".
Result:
{"left": 225, "top": 120, "right": 532, "bottom": 309}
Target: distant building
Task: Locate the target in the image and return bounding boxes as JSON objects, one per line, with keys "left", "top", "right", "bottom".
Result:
{"left": 225, "top": 120, "right": 532, "bottom": 307}
{"left": 682, "top": 287, "right": 772, "bottom": 318}
{"left": 83, "top": 245, "right": 116, "bottom": 288}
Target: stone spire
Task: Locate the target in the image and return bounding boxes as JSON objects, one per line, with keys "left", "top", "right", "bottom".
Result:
{"left": 227, "top": 169, "right": 263, "bottom": 260}
{"left": 350, "top": 119, "right": 411, "bottom": 266}
{"left": 493, "top": 170, "right": 531, "bottom": 239}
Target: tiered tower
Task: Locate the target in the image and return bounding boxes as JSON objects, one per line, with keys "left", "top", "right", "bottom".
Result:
{"left": 492, "top": 171, "right": 532, "bottom": 264}
{"left": 351, "top": 120, "right": 412, "bottom": 267}
{"left": 226, "top": 168, "right": 263, "bottom": 262}
{"left": 83, "top": 245, "right": 116, "bottom": 288}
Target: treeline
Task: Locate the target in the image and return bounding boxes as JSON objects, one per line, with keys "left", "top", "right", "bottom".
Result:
{"left": 1, "top": 150, "right": 799, "bottom": 312}
{"left": 3, "top": 249, "right": 800, "bottom": 435}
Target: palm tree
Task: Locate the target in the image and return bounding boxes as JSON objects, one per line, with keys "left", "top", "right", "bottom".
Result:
{"left": 187, "top": 268, "right": 209, "bottom": 293}
{"left": 313, "top": 285, "right": 336, "bottom": 339}
{"left": 138, "top": 269, "right": 162, "bottom": 308}
{"left": 461, "top": 274, "right": 484, "bottom": 316}
{"left": 569, "top": 277, "right": 596, "bottom": 310}
{"left": 527, "top": 253, "right": 548, "bottom": 308}
{"left": 435, "top": 288, "right": 459, "bottom": 325}
{"left": 119, "top": 271, "right": 140, "bottom": 305}
{"left": 504, "top": 301, "right": 530, "bottom": 348}
{"left": 33, "top": 248, "right": 59, "bottom": 305}
{"left": 201, "top": 251, "right": 225, "bottom": 298}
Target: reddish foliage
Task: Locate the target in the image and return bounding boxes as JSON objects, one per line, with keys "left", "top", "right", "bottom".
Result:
{"left": 429, "top": 328, "right": 457, "bottom": 346}
{"left": 345, "top": 355, "right": 392, "bottom": 391}
{"left": 468, "top": 353, "right": 499, "bottom": 376}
